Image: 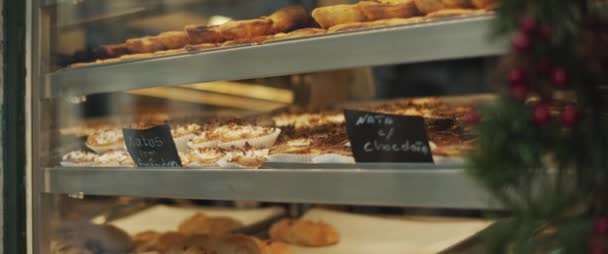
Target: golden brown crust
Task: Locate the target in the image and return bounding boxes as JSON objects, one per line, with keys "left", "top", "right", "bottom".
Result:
{"left": 220, "top": 18, "right": 274, "bottom": 41}
{"left": 414, "top": 0, "right": 471, "bottom": 14}
{"left": 471, "top": 0, "right": 497, "bottom": 9}
{"left": 126, "top": 36, "right": 165, "bottom": 54}
{"left": 178, "top": 213, "right": 244, "bottom": 235}
{"left": 327, "top": 17, "right": 424, "bottom": 33}
{"left": 98, "top": 43, "right": 130, "bottom": 58}
{"left": 312, "top": 4, "right": 367, "bottom": 29}
{"left": 222, "top": 35, "right": 274, "bottom": 47}
{"left": 268, "top": 5, "right": 310, "bottom": 34}
{"left": 269, "top": 219, "right": 340, "bottom": 247}
{"left": 270, "top": 28, "right": 327, "bottom": 41}
{"left": 357, "top": 0, "right": 419, "bottom": 20}
{"left": 425, "top": 8, "right": 487, "bottom": 18}
{"left": 185, "top": 25, "right": 226, "bottom": 44}
{"left": 156, "top": 31, "right": 191, "bottom": 49}
{"left": 257, "top": 240, "right": 294, "bottom": 254}
{"left": 184, "top": 43, "right": 220, "bottom": 52}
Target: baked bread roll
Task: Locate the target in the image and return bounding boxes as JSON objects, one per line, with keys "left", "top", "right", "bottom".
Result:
{"left": 178, "top": 212, "right": 244, "bottom": 235}
{"left": 471, "top": 0, "right": 497, "bottom": 9}
{"left": 312, "top": 4, "right": 367, "bottom": 29}
{"left": 414, "top": 0, "right": 471, "bottom": 14}
{"left": 269, "top": 219, "right": 339, "bottom": 247}
{"left": 268, "top": 5, "right": 310, "bottom": 34}
{"left": 256, "top": 240, "right": 294, "bottom": 254}
{"left": 358, "top": 0, "right": 419, "bottom": 20}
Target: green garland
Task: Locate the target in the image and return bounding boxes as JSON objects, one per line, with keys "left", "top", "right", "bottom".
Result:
{"left": 466, "top": 0, "right": 608, "bottom": 253}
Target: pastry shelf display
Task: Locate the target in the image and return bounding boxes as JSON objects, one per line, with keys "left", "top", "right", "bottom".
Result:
{"left": 44, "top": 167, "right": 494, "bottom": 209}
{"left": 46, "top": 15, "right": 503, "bottom": 98}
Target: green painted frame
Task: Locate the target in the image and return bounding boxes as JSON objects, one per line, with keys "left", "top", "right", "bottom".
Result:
{"left": 3, "top": 0, "right": 27, "bottom": 253}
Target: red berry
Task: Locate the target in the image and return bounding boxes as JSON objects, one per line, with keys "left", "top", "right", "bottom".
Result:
{"left": 508, "top": 67, "right": 526, "bottom": 84}
{"left": 533, "top": 103, "right": 551, "bottom": 126}
{"left": 551, "top": 66, "right": 568, "bottom": 88}
{"left": 512, "top": 31, "right": 532, "bottom": 52}
{"left": 560, "top": 105, "right": 579, "bottom": 128}
{"left": 519, "top": 17, "right": 538, "bottom": 34}
{"left": 510, "top": 84, "right": 528, "bottom": 100}
{"left": 464, "top": 110, "right": 481, "bottom": 125}
{"left": 594, "top": 217, "right": 608, "bottom": 235}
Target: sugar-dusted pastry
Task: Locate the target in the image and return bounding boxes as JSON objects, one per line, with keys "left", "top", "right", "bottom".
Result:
{"left": 86, "top": 128, "right": 124, "bottom": 154}
{"left": 312, "top": 4, "right": 368, "bottom": 29}
{"left": 178, "top": 212, "right": 244, "bottom": 235}
{"left": 61, "top": 150, "right": 98, "bottom": 167}
{"left": 126, "top": 36, "right": 165, "bottom": 54}
{"left": 171, "top": 123, "right": 201, "bottom": 152}
{"left": 268, "top": 5, "right": 310, "bottom": 34}
{"left": 94, "top": 150, "right": 134, "bottom": 167}
{"left": 221, "top": 147, "right": 269, "bottom": 168}
{"left": 358, "top": 0, "right": 419, "bottom": 21}
{"left": 269, "top": 219, "right": 339, "bottom": 247}
{"left": 156, "top": 31, "right": 191, "bottom": 49}
{"left": 414, "top": 0, "right": 471, "bottom": 14}
{"left": 213, "top": 123, "right": 280, "bottom": 149}
{"left": 425, "top": 8, "right": 488, "bottom": 18}
{"left": 181, "top": 147, "right": 225, "bottom": 167}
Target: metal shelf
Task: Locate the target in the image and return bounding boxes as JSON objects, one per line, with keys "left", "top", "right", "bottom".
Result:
{"left": 45, "top": 15, "right": 505, "bottom": 98}
{"left": 44, "top": 165, "right": 498, "bottom": 209}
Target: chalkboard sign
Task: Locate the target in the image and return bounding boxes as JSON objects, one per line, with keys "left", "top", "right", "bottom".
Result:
{"left": 344, "top": 110, "right": 434, "bottom": 163}
{"left": 123, "top": 125, "right": 182, "bottom": 167}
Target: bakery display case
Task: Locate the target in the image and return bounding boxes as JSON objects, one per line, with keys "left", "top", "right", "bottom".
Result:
{"left": 29, "top": 0, "right": 506, "bottom": 253}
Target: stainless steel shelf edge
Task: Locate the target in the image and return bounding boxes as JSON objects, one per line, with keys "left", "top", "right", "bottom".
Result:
{"left": 45, "top": 16, "right": 505, "bottom": 98}
{"left": 44, "top": 167, "right": 499, "bottom": 209}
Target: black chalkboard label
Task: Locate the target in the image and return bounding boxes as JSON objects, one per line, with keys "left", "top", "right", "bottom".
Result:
{"left": 344, "top": 110, "right": 434, "bottom": 163}
{"left": 123, "top": 125, "right": 182, "bottom": 167}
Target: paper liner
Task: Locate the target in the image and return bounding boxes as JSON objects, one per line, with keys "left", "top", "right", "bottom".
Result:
{"left": 312, "top": 154, "right": 356, "bottom": 164}
{"left": 219, "top": 128, "right": 281, "bottom": 149}
{"left": 60, "top": 161, "right": 97, "bottom": 167}
{"left": 187, "top": 140, "right": 218, "bottom": 150}
{"left": 268, "top": 153, "right": 316, "bottom": 163}
{"left": 173, "top": 133, "right": 196, "bottom": 153}
{"left": 218, "top": 149, "right": 269, "bottom": 169}
{"left": 86, "top": 142, "right": 124, "bottom": 154}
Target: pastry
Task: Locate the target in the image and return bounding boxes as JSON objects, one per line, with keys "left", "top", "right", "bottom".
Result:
{"left": 156, "top": 31, "right": 191, "bottom": 49}
{"left": 312, "top": 4, "right": 368, "bottom": 29}
{"left": 185, "top": 25, "right": 226, "bottom": 44}
{"left": 357, "top": 0, "right": 419, "bottom": 20}
{"left": 268, "top": 5, "right": 310, "bottom": 34}
{"left": 256, "top": 239, "right": 294, "bottom": 254}
{"left": 126, "top": 36, "right": 165, "bottom": 54}
{"left": 95, "top": 43, "right": 130, "bottom": 59}
{"left": 184, "top": 43, "right": 220, "bottom": 52}
{"left": 413, "top": 0, "right": 471, "bottom": 14}
{"left": 219, "top": 18, "right": 274, "bottom": 41}
{"left": 269, "top": 219, "right": 339, "bottom": 247}
{"left": 425, "top": 8, "right": 488, "bottom": 18}
{"left": 471, "top": 0, "right": 497, "bottom": 9}
{"left": 187, "top": 131, "right": 219, "bottom": 150}
{"left": 86, "top": 128, "right": 124, "bottom": 154}
{"left": 132, "top": 230, "right": 162, "bottom": 253}
{"left": 221, "top": 148, "right": 269, "bottom": 168}
{"left": 212, "top": 124, "right": 280, "bottom": 149}
{"left": 178, "top": 212, "right": 244, "bottom": 235}
{"left": 328, "top": 17, "right": 424, "bottom": 32}
{"left": 171, "top": 123, "right": 201, "bottom": 152}
{"left": 94, "top": 150, "right": 134, "bottom": 167}
{"left": 181, "top": 147, "right": 224, "bottom": 167}
{"left": 61, "top": 151, "right": 98, "bottom": 167}
{"left": 272, "top": 28, "right": 327, "bottom": 41}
